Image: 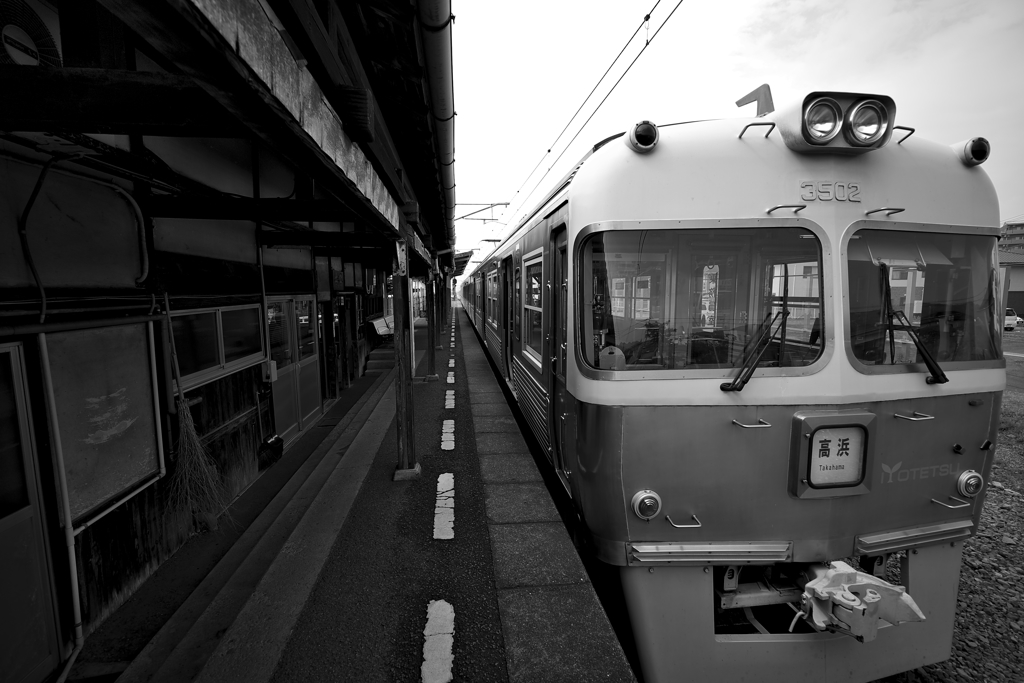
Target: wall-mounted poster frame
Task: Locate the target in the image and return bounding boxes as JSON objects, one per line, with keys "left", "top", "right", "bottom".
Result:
{"left": 39, "top": 316, "right": 166, "bottom": 531}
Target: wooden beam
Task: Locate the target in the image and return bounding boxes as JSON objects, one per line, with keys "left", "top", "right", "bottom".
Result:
{"left": 143, "top": 196, "right": 362, "bottom": 222}
{"left": 97, "top": 0, "right": 400, "bottom": 238}
{"left": 0, "top": 67, "right": 239, "bottom": 136}
{"left": 269, "top": 1, "right": 423, "bottom": 217}
{"left": 258, "top": 231, "right": 388, "bottom": 249}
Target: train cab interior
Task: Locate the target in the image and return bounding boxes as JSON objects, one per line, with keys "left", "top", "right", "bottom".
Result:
{"left": 580, "top": 227, "right": 825, "bottom": 372}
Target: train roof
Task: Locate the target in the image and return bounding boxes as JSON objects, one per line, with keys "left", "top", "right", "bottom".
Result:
{"left": 462, "top": 98, "right": 998, "bottom": 282}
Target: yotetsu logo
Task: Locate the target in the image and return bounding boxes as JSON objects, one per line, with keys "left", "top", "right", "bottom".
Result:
{"left": 880, "top": 461, "right": 962, "bottom": 484}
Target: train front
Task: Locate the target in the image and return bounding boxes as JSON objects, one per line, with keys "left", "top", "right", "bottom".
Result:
{"left": 563, "top": 93, "right": 1003, "bottom": 682}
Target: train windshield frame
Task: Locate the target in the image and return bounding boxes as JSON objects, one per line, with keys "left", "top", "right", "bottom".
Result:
{"left": 577, "top": 220, "right": 829, "bottom": 379}
{"left": 844, "top": 222, "right": 1002, "bottom": 375}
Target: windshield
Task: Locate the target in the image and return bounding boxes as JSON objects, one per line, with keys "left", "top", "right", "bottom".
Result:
{"left": 580, "top": 227, "right": 824, "bottom": 372}
{"left": 847, "top": 229, "right": 999, "bottom": 365}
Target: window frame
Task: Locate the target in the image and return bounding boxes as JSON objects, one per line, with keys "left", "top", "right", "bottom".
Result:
{"left": 574, "top": 218, "right": 834, "bottom": 381}
{"left": 522, "top": 249, "right": 544, "bottom": 368}
{"left": 171, "top": 303, "right": 266, "bottom": 392}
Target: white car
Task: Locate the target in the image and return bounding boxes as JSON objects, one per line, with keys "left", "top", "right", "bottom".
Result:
{"left": 1006, "top": 308, "right": 1017, "bottom": 331}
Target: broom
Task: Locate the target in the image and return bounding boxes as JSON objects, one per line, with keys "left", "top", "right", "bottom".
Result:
{"left": 164, "top": 293, "right": 224, "bottom": 530}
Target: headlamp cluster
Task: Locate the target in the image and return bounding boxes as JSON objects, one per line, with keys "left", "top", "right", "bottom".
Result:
{"left": 803, "top": 96, "right": 891, "bottom": 148}
{"left": 776, "top": 92, "right": 897, "bottom": 155}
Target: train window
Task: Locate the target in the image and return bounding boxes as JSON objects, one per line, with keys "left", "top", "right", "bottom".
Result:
{"left": 847, "top": 229, "right": 999, "bottom": 366}
{"left": 514, "top": 267, "right": 521, "bottom": 340}
{"left": 580, "top": 228, "right": 824, "bottom": 372}
{"left": 487, "top": 271, "right": 499, "bottom": 326}
{"left": 524, "top": 258, "right": 543, "bottom": 363}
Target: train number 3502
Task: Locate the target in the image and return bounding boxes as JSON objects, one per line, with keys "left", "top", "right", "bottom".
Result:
{"left": 800, "top": 181, "right": 861, "bottom": 202}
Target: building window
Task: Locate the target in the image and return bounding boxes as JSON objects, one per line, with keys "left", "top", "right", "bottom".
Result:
{"left": 523, "top": 257, "right": 543, "bottom": 364}
{"left": 172, "top": 304, "right": 265, "bottom": 391}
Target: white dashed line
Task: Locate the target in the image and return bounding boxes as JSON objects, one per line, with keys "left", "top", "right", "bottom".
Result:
{"left": 446, "top": 371, "right": 455, "bottom": 384}
{"left": 422, "top": 599, "right": 455, "bottom": 683}
{"left": 441, "top": 418, "right": 455, "bottom": 450}
{"left": 448, "top": 359, "right": 455, "bottom": 368}
{"left": 433, "top": 473, "right": 454, "bottom": 540}
{"left": 445, "top": 389, "right": 455, "bottom": 409}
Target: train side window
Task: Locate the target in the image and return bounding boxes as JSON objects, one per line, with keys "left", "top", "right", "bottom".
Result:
{"left": 514, "top": 267, "right": 521, "bottom": 340}
{"left": 524, "top": 257, "right": 543, "bottom": 364}
{"left": 486, "top": 271, "right": 498, "bottom": 326}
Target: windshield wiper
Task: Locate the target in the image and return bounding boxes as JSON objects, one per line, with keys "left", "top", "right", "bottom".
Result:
{"left": 721, "top": 309, "right": 789, "bottom": 392}
{"left": 879, "top": 263, "right": 948, "bottom": 385}
{"left": 722, "top": 263, "right": 791, "bottom": 392}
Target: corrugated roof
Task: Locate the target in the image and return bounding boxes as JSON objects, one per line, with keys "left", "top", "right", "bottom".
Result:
{"left": 999, "top": 249, "right": 1024, "bottom": 265}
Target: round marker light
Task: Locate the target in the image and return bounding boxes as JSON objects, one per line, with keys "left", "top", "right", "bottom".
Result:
{"left": 626, "top": 120, "right": 659, "bottom": 153}
{"left": 957, "top": 470, "right": 984, "bottom": 498}
{"left": 803, "top": 97, "right": 842, "bottom": 144}
{"left": 631, "top": 490, "right": 662, "bottom": 521}
{"left": 845, "top": 100, "right": 889, "bottom": 146}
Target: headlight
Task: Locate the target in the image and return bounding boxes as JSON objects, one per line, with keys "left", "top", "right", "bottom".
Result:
{"left": 803, "top": 97, "right": 842, "bottom": 144}
{"left": 957, "top": 470, "right": 984, "bottom": 498}
{"left": 845, "top": 100, "right": 889, "bottom": 146}
{"left": 631, "top": 490, "right": 662, "bottom": 520}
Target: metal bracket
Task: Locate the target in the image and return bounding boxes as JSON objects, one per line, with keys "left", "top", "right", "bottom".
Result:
{"left": 865, "top": 207, "right": 906, "bottom": 217}
{"left": 931, "top": 496, "right": 971, "bottom": 509}
{"left": 732, "top": 419, "right": 771, "bottom": 428}
{"left": 722, "top": 565, "right": 740, "bottom": 592}
{"left": 666, "top": 514, "right": 702, "bottom": 528}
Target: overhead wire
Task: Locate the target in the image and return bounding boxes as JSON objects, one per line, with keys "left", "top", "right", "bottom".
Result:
{"left": 498, "top": 1, "right": 663, "bottom": 224}
{"left": 507, "top": 0, "right": 687, "bottom": 229}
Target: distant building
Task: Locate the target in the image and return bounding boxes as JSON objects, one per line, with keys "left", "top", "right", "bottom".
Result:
{"left": 999, "top": 250, "right": 1024, "bottom": 312}
{"left": 1002, "top": 221, "right": 1024, "bottom": 253}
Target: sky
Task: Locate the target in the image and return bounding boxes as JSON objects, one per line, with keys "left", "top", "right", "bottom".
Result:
{"left": 450, "top": 0, "right": 1024, "bottom": 261}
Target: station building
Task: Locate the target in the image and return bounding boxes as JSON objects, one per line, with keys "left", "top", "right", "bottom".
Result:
{"left": 0, "top": 1, "right": 455, "bottom": 680}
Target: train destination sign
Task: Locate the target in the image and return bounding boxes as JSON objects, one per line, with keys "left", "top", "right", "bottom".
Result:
{"left": 809, "top": 426, "right": 865, "bottom": 486}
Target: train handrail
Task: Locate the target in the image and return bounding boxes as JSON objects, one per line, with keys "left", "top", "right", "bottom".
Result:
{"left": 738, "top": 121, "right": 776, "bottom": 139}
{"left": 865, "top": 207, "right": 906, "bottom": 216}
{"left": 894, "top": 411, "right": 935, "bottom": 421}
{"left": 731, "top": 419, "right": 771, "bottom": 428}
{"left": 894, "top": 125, "right": 916, "bottom": 144}
{"left": 666, "top": 514, "right": 702, "bottom": 528}
{"left": 931, "top": 496, "right": 971, "bottom": 509}
{"left": 766, "top": 204, "right": 806, "bottom": 214}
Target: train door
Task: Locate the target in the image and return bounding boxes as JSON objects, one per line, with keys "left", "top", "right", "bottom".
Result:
{"left": 0, "top": 344, "right": 60, "bottom": 683}
{"left": 502, "top": 257, "right": 514, "bottom": 380}
{"left": 550, "top": 229, "right": 571, "bottom": 493}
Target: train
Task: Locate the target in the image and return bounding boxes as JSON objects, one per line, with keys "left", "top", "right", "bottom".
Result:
{"left": 460, "top": 87, "right": 1002, "bottom": 682}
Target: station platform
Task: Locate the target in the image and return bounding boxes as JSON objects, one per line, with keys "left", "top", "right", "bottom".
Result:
{"left": 70, "top": 302, "right": 634, "bottom": 683}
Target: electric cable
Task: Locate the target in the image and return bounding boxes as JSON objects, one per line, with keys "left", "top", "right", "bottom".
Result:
{"left": 508, "top": 0, "right": 686, "bottom": 228}
{"left": 499, "top": 1, "right": 663, "bottom": 223}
